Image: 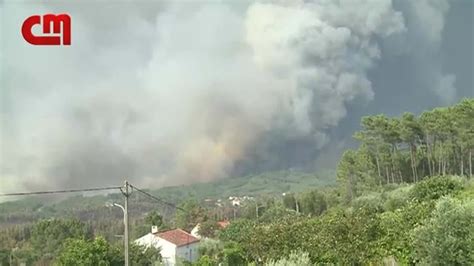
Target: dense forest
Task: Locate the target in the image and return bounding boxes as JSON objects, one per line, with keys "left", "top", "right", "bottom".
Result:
{"left": 0, "top": 99, "right": 473, "bottom": 265}
{"left": 338, "top": 98, "right": 473, "bottom": 201}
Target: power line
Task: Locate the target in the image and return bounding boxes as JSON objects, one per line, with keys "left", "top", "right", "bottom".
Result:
{"left": 0, "top": 183, "right": 184, "bottom": 212}
{"left": 128, "top": 183, "right": 185, "bottom": 212}
{"left": 0, "top": 186, "right": 122, "bottom": 197}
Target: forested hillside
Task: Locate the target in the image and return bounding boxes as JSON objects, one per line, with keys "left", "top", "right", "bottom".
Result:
{"left": 0, "top": 170, "right": 333, "bottom": 225}
{"left": 1, "top": 99, "right": 473, "bottom": 265}
{"left": 338, "top": 98, "right": 473, "bottom": 201}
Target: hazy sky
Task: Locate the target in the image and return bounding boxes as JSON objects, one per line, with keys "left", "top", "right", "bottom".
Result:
{"left": 0, "top": 0, "right": 472, "bottom": 192}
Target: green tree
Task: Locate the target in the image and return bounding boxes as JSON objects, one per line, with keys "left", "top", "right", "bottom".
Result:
{"left": 31, "top": 218, "right": 91, "bottom": 258}
{"left": 222, "top": 242, "right": 247, "bottom": 266}
{"left": 413, "top": 197, "right": 474, "bottom": 265}
{"left": 258, "top": 204, "right": 298, "bottom": 223}
{"left": 56, "top": 237, "right": 118, "bottom": 266}
{"left": 129, "top": 243, "right": 162, "bottom": 266}
{"left": 399, "top": 112, "right": 423, "bottom": 182}
{"left": 409, "top": 175, "right": 464, "bottom": 202}
{"left": 350, "top": 99, "right": 474, "bottom": 184}
{"left": 282, "top": 193, "right": 297, "bottom": 211}
{"left": 219, "top": 219, "right": 255, "bottom": 245}
{"left": 383, "top": 185, "right": 412, "bottom": 211}
{"left": 299, "top": 190, "right": 327, "bottom": 216}
{"left": 145, "top": 211, "right": 163, "bottom": 227}
{"left": 311, "top": 207, "right": 382, "bottom": 264}
{"left": 198, "top": 219, "right": 220, "bottom": 238}
{"left": 355, "top": 114, "right": 398, "bottom": 185}
{"left": 134, "top": 211, "right": 165, "bottom": 238}
{"left": 377, "top": 177, "right": 468, "bottom": 264}
{"left": 355, "top": 115, "right": 385, "bottom": 184}
{"left": 198, "top": 238, "right": 224, "bottom": 263}
{"left": 452, "top": 98, "right": 474, "bottom": 177}
{"left": 337, "top": 149, "right": 376, "bottom": 202}
{"left": 176, "top": 200, "right": 208, "bottom": 231}
{"left": 378, "top": 201, "right": 432, "bottom": 264}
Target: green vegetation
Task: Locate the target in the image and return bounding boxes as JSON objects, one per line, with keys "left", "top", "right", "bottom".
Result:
{"left": 413, "top": 197, "right": 474, "bottom": 265}
{"left": 0, "top": 170, "right": 333, "bottom": 225}
{"left": 0, "top": 98, "right": 472, "bottom": 265}
{"left": 56, "top": 237, "right": 122, "bottom": 266}
{"left": 194, "top": 177, "right": 473, "bottom": 265}
{"left": 56, "top": 237, "right": 161, "bottom": 266}
{"left": 266, "top": 251, "right": 311, "bottom": 266}
{"left": 341, "top": 98, "right": 473, "bottom": 195}
{"left": 0, "top": 218, "right": 161, "bottom": 265}
{"left": 0, "top": 170, "right": 333, "bottom": 265}
{"left": 153, "top": 170, "right": 334, "bottom": 202}
{"left": 190, "top": 99, "right": 474, "bottom": 265}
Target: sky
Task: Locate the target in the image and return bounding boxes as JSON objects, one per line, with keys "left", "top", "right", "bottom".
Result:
{"left": 0, "top": 0, "right": 473, "bottom": 192}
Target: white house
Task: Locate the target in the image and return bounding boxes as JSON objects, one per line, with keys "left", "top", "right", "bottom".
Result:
{"left": 190, "top": 223, "right": 201, "bottom": 239}
{"left": 135, "top": 227, "right": 200, "bottom": 266}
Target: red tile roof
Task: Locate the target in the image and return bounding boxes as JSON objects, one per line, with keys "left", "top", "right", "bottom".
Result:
{"left": 217, "top": 220, "right": 230, "bottom": 228}
{"left": 155, "top": 229, "right": 200, "bottom": 246}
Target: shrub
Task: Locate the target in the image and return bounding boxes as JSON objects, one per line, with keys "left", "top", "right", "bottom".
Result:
{"left": 222, "top": 242, "right": 247, "bottom": 266}
{"left": 266, "top": 251, "right": 311, "bottom": 266}
{"left": 383, "top": 185, "right": 412, "bottom": 211}
{"left": 352, "top": 192, "right": 384, "bottom": 212}
{"left": 198, "top": 238, "right": 223, "bottom": 261}
{"left": 413, "top": 197, "right": 474, "bottom": 265}
{"left": 378, "top": 200, "right": 433, "bottom": 264}
{"left": 195, "top": 255, "right": 214, "bottom": 266}
{"left": 409, "top": 176, "right": 464, "bottom": 202}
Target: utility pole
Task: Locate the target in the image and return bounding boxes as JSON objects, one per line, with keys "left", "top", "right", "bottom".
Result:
{"left": 256, "top": 203, "right": 265, "bottom": 220}
{"left": 120, "top": 180, "right": 131, "bottom": 266}
{"left": 256, "top": 203, "right": 259, "bottom": 220}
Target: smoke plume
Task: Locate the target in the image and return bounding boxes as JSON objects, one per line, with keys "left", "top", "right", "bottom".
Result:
{"left": 0, "top": 0, "right": 471, "bottom": 192}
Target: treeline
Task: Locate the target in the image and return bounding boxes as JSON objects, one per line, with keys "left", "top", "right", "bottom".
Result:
{"left": 181, "top": 99, "right": 474, "bottom": 265}
{"left": 0, "top": 215, "right": 163, "bottom": 265}
{"left": 192, "top": 176, "right": 474, "bottom": 265}
{"left": 338, "top": 98, "right": 473, "bottom": 201}
{"left": 3, "top": 176, "right": 472, "bottom": 265}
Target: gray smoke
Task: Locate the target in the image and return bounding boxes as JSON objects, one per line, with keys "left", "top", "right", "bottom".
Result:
{"left": 0, "top": 0, "right": 472, "bottom": 192}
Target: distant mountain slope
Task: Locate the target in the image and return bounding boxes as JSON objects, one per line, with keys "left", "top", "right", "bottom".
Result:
{"left": 0, "top": 170, "right": 335, "bottom": 226}
{"left": 150, "top": 170, "right": 335, "bottom": 202}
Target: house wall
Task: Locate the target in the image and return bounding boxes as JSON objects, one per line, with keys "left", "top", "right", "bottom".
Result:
{"left": 190, "top": 224, "right": 201, "bottom": 239}
{"left": 135, "top": 233, "right": 155, "bottom": 247}
{"left": 176, "top": 242, "right": 200, "bottom": 263}
{"left": 159, "top": 240, "right": 177, "bottom": 266}
{"left": 134, "top": 233, "right": 177, "bottom": 266}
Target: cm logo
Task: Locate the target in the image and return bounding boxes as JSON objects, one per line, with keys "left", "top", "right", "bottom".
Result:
{"left": 22, "top": 14, "right": 71, "bottom": 45}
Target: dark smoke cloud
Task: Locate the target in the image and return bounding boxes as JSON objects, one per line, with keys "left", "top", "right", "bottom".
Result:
{"left": 0, "top": 0, "right": 472, "bottom": 192}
